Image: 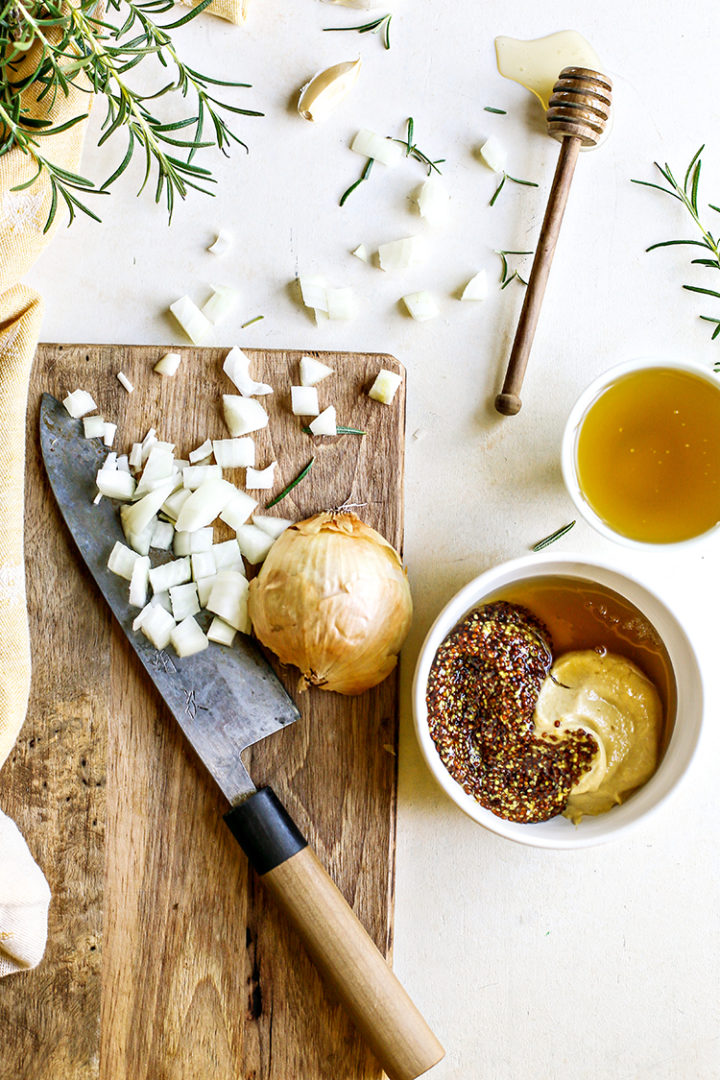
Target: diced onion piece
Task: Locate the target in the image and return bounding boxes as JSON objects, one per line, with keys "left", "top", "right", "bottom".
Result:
{"left": 461, "top": 270, "right": 489, "bottom": 301}
{"left": 141, "top": 605, "right": 176, "bottom": 650}
{"left": 246, "top": 463, "right": 277, "bottom": 490}
{"left": 107, "top": 540, "right": 141, "bottom": 580}
{"left": 103, "top": 422, "right": 117, "bottom": 447}
{"left": 183, "top": 464, "right": 222, "bottom": 490}
{"left": 213, "top": 438, "right": 255, "bottom": 469}
{"left": 235, "top": 524, "right": 274, "bottom": 564}
{"left": 207, "top": 570, "right": 250, "bottom": 632}
{"left": 129, "top": 555, "right": 150, "bottom": 608}
{"left": 222, "top": 347, "right": 273, "bottom": 397}
{"left": 162, "top": 487, "right": 191, "bottom": 522}
{"left": 369, "top": 368, "right": 402, "bottom": 404}
{"left": 416, "top": 176, "right": 450, "bottom": 227}
{"left": 129, "top": 443, "right": 143, "bottom": 470}
{"left": 300, "top": 355, "right": 334, "bottom": 387}
{"left": 173, "top": 527, "right": 214, "bottom": 556}
{"left": 252, "top": 515, "right": 293, "bottom": 539}
{"left": 223, "top": 395, "right": 269, "bottom": 437}
{"left": 121, "top": 479, "right": 175, "bottom": 537}
{"left": 116, "top": 455, "right": 129, "bottom": 472}
{"left": 148, "top": 557, "right": 191, "bottom": 594}
{"left": 117, "top": 372, "right": 134, "bottom": 394}
{"left": 219, "top": 490, "right": 258, "bottom": 532}
{"left": 154, "top": 352, "right": 182, "bottom": 376}
{"left": 83, "top": 415, "right": 105, "bottom": 438}
{"left": 326, "top": 287, "right": 357, "bottom": 321}
{"left": 208, "top": 230, "right": 233, "bottom": 256}
{"left": 191, "top": 550, "right": 216, "bottom": 581}
{"left": 402, "top": 290, "right": 439, "bottom": 322}
{"left": 96, "top": 468, "right": 136, "bottom": 501}
{"left": 351, "top": 244, "right": 371, "bottom": 263}
{"left": 314, "top": 308, "right": 329, "bottom": 326}
{"left": 351, "top": 128, "right": 403, "bottom": 168}
{"left": 207, "top": 617, "right": 237, "bottom": 646}
{"left": 170, "top": 616, "right": 208, "bottom": 658}
{"left": 174, "top": 477, "right": 237, "bottom": 532}
{"left": 63, "top": 389, "right": 97, "bottom": 419}
{"left": 93, "top": 493, "right": 103, "bottom": 506}
{"left": 134, "top": 445, "right": 175, "bottom": 498}
{"left": 378, "top": 235, "right": 427, "bottom": 272}
{"left": 202, "top": 283, "right": 239, "bottom": 326}
{"left": 169, "top": 295, "right": 212, "bottom": 345}
{"left": 309, "top": 405, "right": 337, "bottom": 436}
{"left": 298, "top": 275, "right": 328, "bottom": 312}
{"left": 120, "top": 507, "right": 157, "bottom": 556}
{"left": 212, "top": 539, "right": 246, "bottom": 572}
{"left": 479, "top": 136, "right": 507, "bottom": 174}
{"left": 196, "top": 575, "right": 217, "bottom": 607}
{"left": 189, "top": 438, "right": 213, "bottom": 464}
{"left": 291, "top": 386, "right": 320, "bottom": 416}
{"left": 132, "top": 602, "right": 153, "bottom": 633}
{"left": 169, "top": 582, "right": 200, "bottom": 621}
{"left": 140, "top": 428, "right": 158, "bottom": 464}
{"left": 152, "top": 591, "right": 172, "bottom": 613}
{"left": 150, "top": 520, "right": 174, "bottom": 550}
{"left": 298, "top": 58, "right": 362, "bottom": 123}
{"left": 104, "top": 452, "right": 118, "bottom": 471}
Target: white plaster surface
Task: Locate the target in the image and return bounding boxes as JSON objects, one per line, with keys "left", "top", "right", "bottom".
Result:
{"left": 25, "top": 0, "right": 720, "bottom": 1075}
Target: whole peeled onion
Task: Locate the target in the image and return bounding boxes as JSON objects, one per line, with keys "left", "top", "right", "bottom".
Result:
{"left": 248, "top": 512, "right": 412, "bottom": 695}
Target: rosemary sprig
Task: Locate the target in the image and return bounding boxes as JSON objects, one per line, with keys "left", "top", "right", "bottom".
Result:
{"left": 0, "top": 0, "right": 262, "bottom": 230}
{"left": 532, "top": 520, "right": 575, "bottom": 552}
{"left": 266, "top": 457, "right": 314, "bottom": 508}
{"left": 496, "top": 249, "right": 533, "bottom": 288}
{"left": 390, "top": 117, "right": 444, "bottom": 176}
{"left": 241, "top": 315, "right": 264, "bottom": 328}
{"left": 484, "top": 106, "right": 507, "bottom": 115}
{"left": 323, "top": 12, "right": 391, "bottom": 50}
{"left": 339, "top": 157, "right": 373, "bottom": 206}
{"left": 489, "top": 171, "right": 539, "bottom": 207}
{"left": 631, "top": 146, "right": 720, "bottom": 340}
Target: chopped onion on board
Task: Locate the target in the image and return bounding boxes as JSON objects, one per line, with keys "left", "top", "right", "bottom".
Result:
{"left": 129, "top": 443, "right": 143, "bottom": 470}
{"left": 120, "top": 507, "right": 157, "bottom": 556}
{"left": 246, "top": 463, "right": 277, "bottom": 490}
{"left": 222, "top": 348, "right": 273, "bottom": 397}
{"left": 202, "top": 284, "right": 239, "bottom": 326}
{"left": 235, "top": 524, "right": 274, "bottom": 564}
{"left": 207, "top": 571, "right": 250, "bottom": 632}
{"left": 107, "top": 540, "right": 141, "bottom": 580}
{"left": 170, "top": 616, "right": 208, "bottom": 657}
{"left": 402, "top": 291, "right": 439, "bottom": 322}
{"left": 369, "top": 369, "right": 402, "bottom": 404}
{"left": 148, "top": 557, "right": 191, "bottom": 594}
{"left": 169, "top": 296, "right": 213, "bottom": 345}
{"left": 291, "top": 386, "right": 320, "bottom": 416}
{"left": 129, "top": 555, "right": 150, "bottom": 608}
{"left": 191, "top": 550, "right": 216, "bottom": 581}
{"left": 169, "top": 582, "right": 200, "bottom": 621}
{"left": 207, "top": 617, "right": 237, "bottom": 646}
{"left": 378, "top": 236, "right": 427, "bottom": 272}
{"left": 222, "top": 395, "right": 269, "bottom": 437}
{"left": 252, "top": 515, "right": 293, "bottom": 539}
{"left": 212, "top": 438, "right": 255, "bottom": 469}
{"left": 300, "top": 355, "right": 334, "bottom": 386}
{"left": 212, "top": 539, "right": 246, "bottom": 572}
{"left": 219, "top": 490, "right": 258, "bottom": 531}
{"left": 150, "top": 520, "right": 174, "bottom": 550}
{"left": 309, "top": 405, "right": 337, "bottom": 436}
{"left": 83, "top": 415, "right": 105, "bottom": 439}
{"left": 183, "top": 464, "right": 222, "bottom": 490}
{"left": 162, "top": 487, "right": 191, "bottom": 521}
{"left": 173, "top": 527, "right": 214, "bottom": 556}
{"left": 63, "top": 389, "right": 97, "bottom": 419}
{"left": 154, "top": 352, "right": 182, "bottom": 376}
{"left": 174, "top": 477, "right": 237, "bottom": 532}
{"left": 189, "top": 438, "right": 213, "bottom": 464}
{"left": 461, "top": 270, "right": 489, "bottom": 301}
{"left": 196, "top": 575, "right": 218, "bottom": 607}
{"left": 96, "top": 468, "right": 136, "bottom": 501}
{"left": 122, "top": 480, "right": 175, "bottom": 536}
{"left": 351, "top": 128, "right": 403, "bottom": 167}
{"left": 141, "top": 605, "right": 176, "bottom": 650}
{"left": 117, "top": 372, "right": 134, "bottom": 394}
{"left": 103, "top": 422, "right": 117, "bottom": 447}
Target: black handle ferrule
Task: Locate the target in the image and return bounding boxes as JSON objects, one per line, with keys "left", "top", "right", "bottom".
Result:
{"left": 224, "top": 786, "right": 307, "bottom": 876}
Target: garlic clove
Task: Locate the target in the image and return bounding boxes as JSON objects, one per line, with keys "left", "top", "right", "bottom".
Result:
{"left": 298, "top": 58, "right": 362, "bottom": 123}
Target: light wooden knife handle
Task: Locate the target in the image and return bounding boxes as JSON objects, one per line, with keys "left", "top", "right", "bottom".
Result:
{"left": 225, "top": 787, "right": 445, "bottom": 1080}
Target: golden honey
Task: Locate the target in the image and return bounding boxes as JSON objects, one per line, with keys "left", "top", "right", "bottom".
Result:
{"left": 575, "top": 367, "right": 720, "bottom": 543}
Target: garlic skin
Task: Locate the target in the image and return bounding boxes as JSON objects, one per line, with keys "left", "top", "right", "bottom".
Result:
{"left": 248, "top": 512, "right": 412, "bottom": 696}
{"left": 298, "top": 58, "right": 362, "bottom": 123}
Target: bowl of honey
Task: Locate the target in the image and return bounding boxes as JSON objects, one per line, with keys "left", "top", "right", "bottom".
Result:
{"left": 412, "top": 554, "right": 703, "bottom": 849}
{"left": 562, "top": 357, "right": 720, "bottom": 546}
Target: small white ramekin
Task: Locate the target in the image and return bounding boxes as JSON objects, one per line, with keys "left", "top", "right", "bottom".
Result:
{"left": 412, "top": 553, "right": 703, "bottom": 849}
{"left": 561, "top": 356, "right": 720, "bottom": 550}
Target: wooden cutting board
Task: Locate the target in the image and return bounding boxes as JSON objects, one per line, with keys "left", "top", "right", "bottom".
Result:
{"left": 2, "top": 343, "right": 406, "bottom": 1080}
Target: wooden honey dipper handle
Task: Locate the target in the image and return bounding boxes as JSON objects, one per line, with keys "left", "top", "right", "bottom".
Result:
{"left": 495, "top": 67, "right": 613, "bottom": 417}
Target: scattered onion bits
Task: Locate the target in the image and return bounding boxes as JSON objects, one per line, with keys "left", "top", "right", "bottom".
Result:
{"left": 248, "top": 512, "right": 412, "bottom": 695}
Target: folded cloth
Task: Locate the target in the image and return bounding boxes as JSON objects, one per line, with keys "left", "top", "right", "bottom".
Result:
{"left": 0, "top": 809, "right": 51, "bottom": 977}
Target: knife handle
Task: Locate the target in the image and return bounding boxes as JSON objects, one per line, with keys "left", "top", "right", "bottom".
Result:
{"left": 225, "top": 786, "right": 445, "bottom": 1080}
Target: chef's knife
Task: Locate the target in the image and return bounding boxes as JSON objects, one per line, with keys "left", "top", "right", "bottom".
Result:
{"left": 39, "top": 393, "right": 444, "bottom": 1080}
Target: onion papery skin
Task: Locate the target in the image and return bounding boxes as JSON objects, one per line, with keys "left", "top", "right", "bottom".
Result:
{"left": 248, "top": 512, "right": 412, "bottom": 695}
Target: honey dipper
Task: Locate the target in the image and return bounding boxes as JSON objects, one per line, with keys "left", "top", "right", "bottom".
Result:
{"left": 494, "top": 67, "right": 613, "bottom": 416}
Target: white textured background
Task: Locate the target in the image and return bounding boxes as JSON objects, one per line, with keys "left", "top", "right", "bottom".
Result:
{"left": 26, "top": 1, "right": 720, "bottom": 1076}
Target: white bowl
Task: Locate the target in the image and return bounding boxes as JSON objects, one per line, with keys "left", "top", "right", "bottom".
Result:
{"left": 412, "top": 553, "right": 703, "bottom": 849}
{"left": 561, "top": 356, "right": 720, "bottom": 550}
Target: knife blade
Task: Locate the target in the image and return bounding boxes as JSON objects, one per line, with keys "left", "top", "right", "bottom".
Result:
{"left": 39, "top": 392, "right": 444, "bottom": 1080}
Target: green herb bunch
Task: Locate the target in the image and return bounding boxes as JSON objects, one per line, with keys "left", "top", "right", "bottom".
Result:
{"left": 0, "top": 0, "right": 262, "bottom": 231}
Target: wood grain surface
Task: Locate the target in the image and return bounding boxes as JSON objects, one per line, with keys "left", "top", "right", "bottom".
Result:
{"left": 1, "top": 343, "right": 406, "bottom": 1080}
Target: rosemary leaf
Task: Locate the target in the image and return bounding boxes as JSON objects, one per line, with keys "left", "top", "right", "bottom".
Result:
{"left": 484, "top": 106, "right": 507, "bottom": 115}
{"left": 323, "top": 13, "right": 392, "bottom": 50}
{"left": 340, "top": 157, "right": 374, "bottom": 206}
{"left": 490, "top": 171, "right": 539, "bottom": 206}
{"left": 389, "top": 118, "right": 444, "bottom": 175}
{"left": 532, "top": 521, "right": 576, "bottom": 552}
{"left": 266, "top": 458, "right": 314, "bottom": 508}
{"left": 241, "top": 315, "right": 264, "bottom": 328}
{"left": 302, "top": 425, "right": 366, "bottom": 435}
